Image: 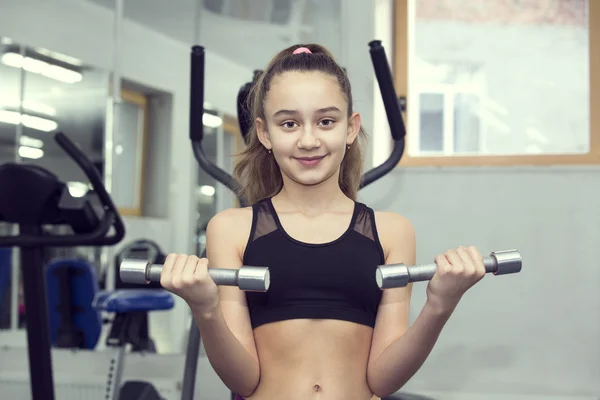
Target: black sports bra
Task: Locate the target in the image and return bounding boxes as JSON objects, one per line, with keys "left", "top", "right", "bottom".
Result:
{"left": 242, "top": 197, "right": 385, "bottom": 329}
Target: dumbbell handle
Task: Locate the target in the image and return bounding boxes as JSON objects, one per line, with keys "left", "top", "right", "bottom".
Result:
{"left": 376, "top": 249, "right": 522, "bottom": 289}
{"left": 120, "top": 259, "right": 270, "bottom": 292}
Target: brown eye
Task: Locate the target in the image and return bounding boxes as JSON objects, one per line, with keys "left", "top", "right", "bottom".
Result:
{"left": 282, "top": 121, "right": 298, "bottom": 129}
{"left": 319, "top": 119, "right": 335, "bottom": 127}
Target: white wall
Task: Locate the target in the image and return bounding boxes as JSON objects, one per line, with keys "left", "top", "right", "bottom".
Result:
{"left": 359, "top": 167, "right": 600, "bottom": 399}
{"left": 0, "top": 0, "right": 254, "bottom": 353}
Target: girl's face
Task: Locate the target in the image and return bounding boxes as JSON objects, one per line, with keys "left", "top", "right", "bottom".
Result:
{"left": 256, "top": 71, "right": 361, "bottom": 188}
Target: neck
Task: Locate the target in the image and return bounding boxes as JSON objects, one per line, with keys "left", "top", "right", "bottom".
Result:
{"left": 275, "top": 171, "right": 352, "bottom": 215}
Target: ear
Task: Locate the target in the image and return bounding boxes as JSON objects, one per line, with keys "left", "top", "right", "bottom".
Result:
{"left": 255, "top": 117, "right": 272, "bottom": 150}
{"left": 346, "top": 112, "right": 361, "bottom": 145}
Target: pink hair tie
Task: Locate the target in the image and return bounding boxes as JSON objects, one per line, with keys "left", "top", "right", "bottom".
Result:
{"left": 293, "top": 47, "right": 312, "bottom": 55}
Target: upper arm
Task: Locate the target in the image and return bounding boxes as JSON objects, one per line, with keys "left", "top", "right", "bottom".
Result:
{"left": 206, "top": 208, "right": 258, "bottom": 362}
{"left": 368, "top": 212, "right": 416, "bottom": 366}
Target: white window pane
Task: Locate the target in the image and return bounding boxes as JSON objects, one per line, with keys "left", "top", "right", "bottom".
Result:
{"left": 419, "top": 93, "right": 444, "bottom": 152}
{"left": 454, "top": 93, "right": 481, "bottom": 153}
{"left": 408, "top": 0, "right": 590, "bottom": 157}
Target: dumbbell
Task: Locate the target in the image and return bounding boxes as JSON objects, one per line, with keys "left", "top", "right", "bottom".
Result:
{"left": 376, "top": 249, "right": 522, "bottom": 289}
{"left": 119, "top": 259, "right": 270, "bottom": 292}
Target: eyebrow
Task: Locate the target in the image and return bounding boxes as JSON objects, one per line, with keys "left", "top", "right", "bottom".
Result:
{"left": 272, "top": 106, "right": 341, "bottom": 119}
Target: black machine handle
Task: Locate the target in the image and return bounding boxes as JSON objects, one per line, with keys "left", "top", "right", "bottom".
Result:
{"left": 368, "top": 40, "right": 405, "bottom": 142}
{"left": 189, "top": 46, "right": 245, "bottom": 203}
{"left": 360, "top": 40, "right": 406, "bottom": 189}
{"left": 0, "top": 132, "right": 126, "bottom": 247}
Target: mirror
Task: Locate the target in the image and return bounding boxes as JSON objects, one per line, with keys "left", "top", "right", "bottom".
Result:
{"left": 0, "top": 36, "right": 110, "bottom": 330}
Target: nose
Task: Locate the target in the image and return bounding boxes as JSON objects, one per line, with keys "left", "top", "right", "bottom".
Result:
{"left": 297, "top": 126, "right": 320, "bottom": 150}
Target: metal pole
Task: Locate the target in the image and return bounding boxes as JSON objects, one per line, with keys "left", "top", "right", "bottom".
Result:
{"left": 104, "top": 0, "right": 124, "bottom": 292}
{"left": 20, "top": 227, "right": 55, "bottom": 400}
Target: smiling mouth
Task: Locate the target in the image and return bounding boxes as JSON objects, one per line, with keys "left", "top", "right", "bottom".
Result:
{"left": 294, "top": 155, "right": 326, "bottom": 166}
{"left": 296, "top": 156, "right": 325, "bottom": 161}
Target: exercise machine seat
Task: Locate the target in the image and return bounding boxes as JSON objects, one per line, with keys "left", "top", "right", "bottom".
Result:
{"left": 93, "top": 289, "right": 174, "bottom": 354}
{"left": 93, "top": 289, "right": 174, "bottom": 313}
{"left": 45, "top": 258, "right": 102, "bottom": 349}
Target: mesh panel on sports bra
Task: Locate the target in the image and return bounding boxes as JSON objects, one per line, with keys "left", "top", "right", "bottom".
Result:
{"left": 251, "top": 200, "right": 278, "bottom": 242}
{"left": 352, "top": 206, "right": 376, "bottom": 242}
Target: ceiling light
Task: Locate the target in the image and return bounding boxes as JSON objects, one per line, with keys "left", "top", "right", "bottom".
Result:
{"left": 203, "top": 113, "right": 222, "bottom": 128}
{"left": 199, "top": 185, "right": 215, "bottom": 197}
{"left": 67, "top": 181, "right": 89, "bottom": 198}
{"left": 21, "top": 114, "right": 58, "bottom": 131}
{"left": 0, "top": 98, "right": 57, "bottom": 116}
{"left": 19, "top": 146, "right": 44, "bottom": 159}
{"left": 19, "top": 135, "right": 44, "bottom": 148}
{"left": 0, "top": 110, "right": 20, "bottom": 124}
{"left": 0, "top": 110, "right": 58, "bottom": 132}
{"left": 1, "top": 52, "right": 82, "bottom": 84}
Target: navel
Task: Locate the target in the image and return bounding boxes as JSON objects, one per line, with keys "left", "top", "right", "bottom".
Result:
{"left": 313, "top": 384, "right": 322, "bottom": 392}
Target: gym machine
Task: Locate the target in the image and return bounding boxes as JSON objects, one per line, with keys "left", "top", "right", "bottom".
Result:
{"left": 0, "top": 132, "right": 126, "bottom": 400}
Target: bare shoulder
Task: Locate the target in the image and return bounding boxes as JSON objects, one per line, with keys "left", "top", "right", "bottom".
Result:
{"left": 207, "top": 207, "right": 253, "bottom": 229}
{"left": 374, "top": 211, "right": 415, "bottom": 239}
{"left": 206, "top": 207, "right": 254, "bottom": 259}
{"left": 373, "top": 211, "right": 415, "bottom": 263}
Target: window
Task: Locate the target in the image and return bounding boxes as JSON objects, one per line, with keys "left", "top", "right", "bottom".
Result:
{"left": 113, "top": 88, "right": 148, "bottom": 216}
{"left": 394, "top": 0, "right": 599, "bottom": 165}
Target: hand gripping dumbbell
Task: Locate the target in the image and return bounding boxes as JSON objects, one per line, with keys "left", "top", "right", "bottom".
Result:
{"left": 119, "top": 259, "right": 270, "bottom": 292}
{"left": 376, "top": 249, "right": 522, "bottom": 289}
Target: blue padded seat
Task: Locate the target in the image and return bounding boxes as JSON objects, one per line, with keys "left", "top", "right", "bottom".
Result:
{"left": 45, "top": 258, "right": 102, "bottom": 349}
{"left": 93, "top": 289, "right": 174, "bottom": 313}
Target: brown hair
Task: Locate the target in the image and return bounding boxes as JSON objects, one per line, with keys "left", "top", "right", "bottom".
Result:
{"left": 233, "top": 43, "right": 367, "bottom": 204}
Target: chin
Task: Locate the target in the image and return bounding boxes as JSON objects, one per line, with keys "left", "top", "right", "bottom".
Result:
{"left": 286, "top": 169, "right": 339, "bottom": 187}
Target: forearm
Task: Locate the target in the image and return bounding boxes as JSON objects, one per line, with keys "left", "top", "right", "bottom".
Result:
{"left": 193, "top": 306, "right": 260, "bottom": 397}
{"left": 367, "top": 299, "right": 456, "bottom": 397}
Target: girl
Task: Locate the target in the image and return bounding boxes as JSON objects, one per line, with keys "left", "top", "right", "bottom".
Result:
{"left": 160, "top": 44, "right": 486, "bottom": 400}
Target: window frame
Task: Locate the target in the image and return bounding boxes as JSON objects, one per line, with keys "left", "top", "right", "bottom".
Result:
{"left": 117, "top": 88, "right": 148, "bottom": 216}
{"left": 393, "top": 0, "right": 600, "bottom": 166}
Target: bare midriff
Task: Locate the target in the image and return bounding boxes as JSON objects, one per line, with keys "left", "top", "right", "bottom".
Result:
{"left": 244, "top": 319, "right": 380, "bottom": 400}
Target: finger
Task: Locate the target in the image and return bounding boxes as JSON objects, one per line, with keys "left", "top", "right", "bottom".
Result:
{"left": 194, "top": 258, "right": 210, "bottom": 281}
{"left": 160, "top": 253, "right": 178, "bottom": 287}
{"left": 172, "top": 254, "right": 188, "bottom": 276}
{"left": 467, "top": 246, "right": 486, "bottom": 278}
{"left": 444, "top": 249, "right": 464, "bottom": 272}
{"left": 435, "top": 254, "right": 451, "bottom": 275}
{"left": 162, "top": 253, "right": 178, "bottom": 274}
{"left": 456, "top": 246, "right": 476, "bottom": 275}
{"left": 181, "top": 255, "right": 199, "bottom": 283}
